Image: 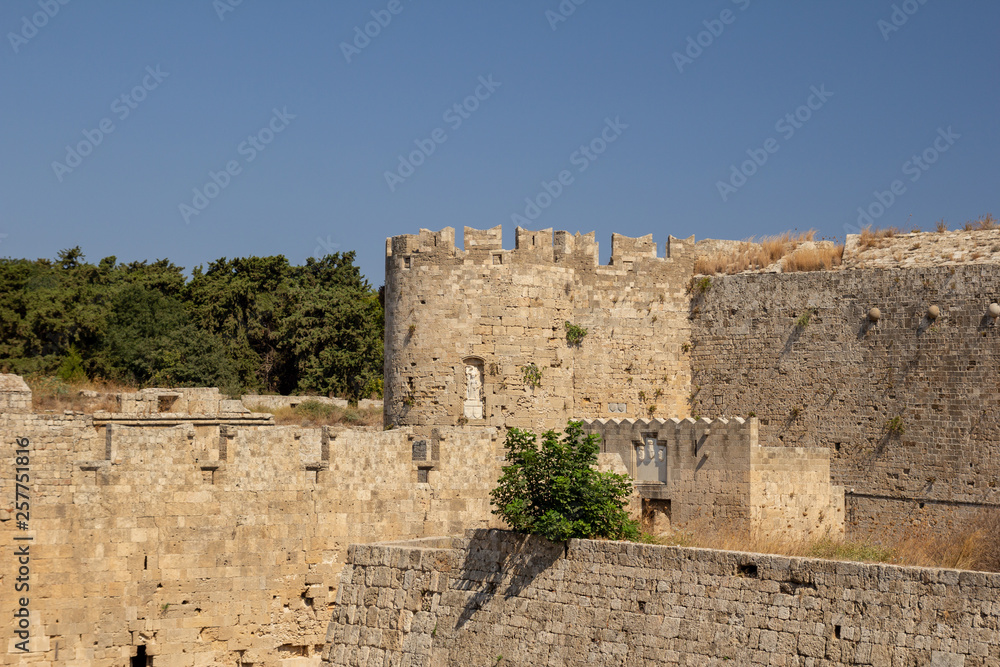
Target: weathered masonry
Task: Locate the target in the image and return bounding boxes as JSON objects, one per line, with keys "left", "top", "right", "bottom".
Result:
{"left": 321, "top": 529, "right": 1000, "bottom": 666}
{"left": 583, "top": 417, "right": 844, "bottom": 539}
{"left": 384, "top": 225, "right": 1000, "bottom": 540}
{"left": 383, "top": 225, "right": 696, "bottom": 434}
{"left": 0, "top": 379, "right": 500, "bottom": 666}
{"left": 689, "top": 263, "right": 1000, "bottom": 540}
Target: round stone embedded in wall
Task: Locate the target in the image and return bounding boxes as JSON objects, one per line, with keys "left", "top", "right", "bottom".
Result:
{"left": 990, "top": 303, "right": 1000, "bottom": 319}
{"left": 927, "top": 305, "right": 940, "bottom": 320}
{"left": 868, "top": 307, "right": 881, "bottom": 322}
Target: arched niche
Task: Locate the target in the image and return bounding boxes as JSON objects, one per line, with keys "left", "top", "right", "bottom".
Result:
{"left": 462, "top": 357, "right": 485, "bottom": 420}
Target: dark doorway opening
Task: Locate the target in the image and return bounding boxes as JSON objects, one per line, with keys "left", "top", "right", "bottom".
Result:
{"left": 641, "top": 498, "right": 671, "bottom": 535}
{"left": 131, "top": 645, "right": 148, "bottom": 666}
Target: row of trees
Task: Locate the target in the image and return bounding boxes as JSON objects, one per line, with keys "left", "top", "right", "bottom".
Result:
{"left": 0, "top": 247, "right": 383, "bottom": 399}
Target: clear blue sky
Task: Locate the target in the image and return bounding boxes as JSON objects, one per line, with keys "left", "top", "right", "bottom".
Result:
{"left": 2, "top": 1, "right": 997, "bottom": 285}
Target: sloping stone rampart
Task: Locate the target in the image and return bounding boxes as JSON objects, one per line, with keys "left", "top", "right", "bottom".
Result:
{"left": 322, "top": 529, "right": 1000, "bottom": 666}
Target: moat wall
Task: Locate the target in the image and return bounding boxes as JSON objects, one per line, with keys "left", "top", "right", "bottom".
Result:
{"left": 322, "top": 529, "right": 1000, "bottom": 666}
{"left": 689, "top": 265, "right": 1000, "bottom": 540}
{"left": 0, "top": 414, "right": 500, "bottom": 666}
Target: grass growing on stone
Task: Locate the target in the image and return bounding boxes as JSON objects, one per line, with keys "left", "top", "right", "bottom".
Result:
{"left": 249, "top": 400, "right": 382, "bottom": 428}
{"left": 694, "top": 230, "right": 838, "bottom": 275}
{"left": 25, "top": 374, "right": 135, "bottom": 413}
{"left": 640, "top": 512, "right": 1000, "bottom": 572}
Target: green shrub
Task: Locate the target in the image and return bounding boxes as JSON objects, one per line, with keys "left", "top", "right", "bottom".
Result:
{"left": 521, "top": 363, "right": 542, "bottom": 388}
{"left": 57, "top": 346, "right": 87, "bottom": 383}
{"left": 490, "top": 421, "right": 639, "bottom": 542}
{"left": 564, "top": 321, "right": 587, "bottom": 345}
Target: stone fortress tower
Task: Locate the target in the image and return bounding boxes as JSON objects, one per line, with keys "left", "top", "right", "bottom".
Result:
{"left": 384, "top": 224, "right": 1000, "bottom": 541}
{"left": 382, "top": 225, "right": 696, "bottom": 434}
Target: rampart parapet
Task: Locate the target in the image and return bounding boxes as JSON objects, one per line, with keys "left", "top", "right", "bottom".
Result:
{"left": 582, "top": 416, "right": 843, "bottom": 539}
{"left": 385, "top": 224, "right": 694, "bottom": 272}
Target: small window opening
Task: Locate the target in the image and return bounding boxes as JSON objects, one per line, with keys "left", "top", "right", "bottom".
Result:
{"left": 738, "top": 563, "right": 759, "bottom": 578}
{"left": 158, "top": 395, "right": 177, "bottom": 413}
{"left": 412, "top": 440, "right": 427, "bottom": 461}
{"left": 417, "top": 467, "right": 432, "bottom": 483}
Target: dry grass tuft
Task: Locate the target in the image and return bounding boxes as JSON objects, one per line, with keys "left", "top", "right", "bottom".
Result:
{"left": 889, "top": 511, "right": 1000, "bottom": 571}
{"left": 784, "top": 244, "right": 845, "bottom": 272}
{"left": 974, "top": 213, "right": 997, "bottom": 230}
{"left": 642, "top": 511, "right": 1000, "bottom": 572}
{"left": 935, "top": 219, "right": 948, "bottom": 232}
{"left": 26, "top": 375, "right": 134, "bottom": 413}
{"left": 695, "top": 230, "right": 819, "bottom": 276}
{"left": 249, "top": 400, "right": 383, "bottom": 429}
{"left": 857, "top": 225, "right": 900, "bottom": 249}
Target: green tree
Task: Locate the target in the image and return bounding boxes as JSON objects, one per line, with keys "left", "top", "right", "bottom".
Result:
{"left": 279, "top": 253, "right": 384, "bottom": 399}
{"left": 57, "top": 346, "right": 87, "bottom": 382}
{"left": 184, "top": 255, "right": 290, "bottom": 392}
{"left": 0, "top": 247, "right": 382, "bottom": 398}
{"left": 490, "top": 421, "right": 639, "bottom": 542}
{"left": 97, "top": 284, "right": 237, "bottom": 391}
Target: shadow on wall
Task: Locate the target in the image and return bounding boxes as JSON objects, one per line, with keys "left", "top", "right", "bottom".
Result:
{"left": 455, "top": 529, "right": 563, "bottom": 628}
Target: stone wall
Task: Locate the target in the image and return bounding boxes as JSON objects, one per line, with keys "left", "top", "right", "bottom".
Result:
{"left": 382, "top": 226, "right": 696, "bottom": 435}
{"left": 0, "top": 373, "right": 32, "bottom": 412}
{"left": 322, "top": 529, "right": 1000, "bottom": 666}
{"left": 582, "top": 417, "right": 844, "bottom": 539}
{"left": 241, "top": 396, "right": 384, "bottom": 412}
{"left": 0, "top": 413, "right": 501, "bottom": 666}
{"left": 689, "top": 265, "right": 1000, "bottom": 540}
{"left": 842, "top": 228, "right": 1000, "bottom": 270}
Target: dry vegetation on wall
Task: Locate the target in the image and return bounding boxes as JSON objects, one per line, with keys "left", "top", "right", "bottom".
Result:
{"left": 861, "top": 214, "right": 997, "bottom": 248}
{"left": 647, "top": 511, "right": 1000, "bottom": 573}
{"left": 25, "top": 374, "right": 133, "bottom": 413}
{"left": 962, "top": 212, "right": 997, "bottom": 231}
{"left": 247, "top": 400, "right": 383, "bottom": 428}
{"left": 695, "top": 230, "right": 845, "bottom": 276}
{"left": 857, "top": 225, "right": 899, "bottom": 249}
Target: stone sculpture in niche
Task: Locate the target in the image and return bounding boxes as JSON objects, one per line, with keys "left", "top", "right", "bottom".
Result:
{"left": 464, "top": 360, "right": 484, "bottom": 419}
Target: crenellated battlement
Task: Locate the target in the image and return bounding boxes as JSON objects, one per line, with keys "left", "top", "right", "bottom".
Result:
{"left": 581, "top": 415, "right": 843, "bottom": 538}
{"left": 581, "top": 416, "right": 757, "bottom": 476}
{"left": 385, "top": 225, "right": 694, "bottom": 271}
{"left": 581, "top": 416, "right": 747, "bottom": 428}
